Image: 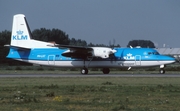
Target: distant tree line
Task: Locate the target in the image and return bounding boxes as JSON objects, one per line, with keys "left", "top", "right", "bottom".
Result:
{"left": 127, "top": 40, "right": 155, "bottom": 48}
{"left": 0, "top": 28, "right": 155, "bottom": 65}
{"left": 32, "top": 28, "right": 121, "bottom": 47}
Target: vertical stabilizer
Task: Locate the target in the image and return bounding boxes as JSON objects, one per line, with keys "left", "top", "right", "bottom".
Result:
{"left": 11, "top": 14, "right": 32, "bottom": 48}
{"left": 10, "top": 14, "right": 53, "bottom": 48}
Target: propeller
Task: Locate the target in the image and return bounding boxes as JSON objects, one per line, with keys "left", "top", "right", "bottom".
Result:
{"left": 109, "top": 39, "right": 117, "bottom": 63}
{"left": 109, "top": 39, "right": 116, "bottom": 49}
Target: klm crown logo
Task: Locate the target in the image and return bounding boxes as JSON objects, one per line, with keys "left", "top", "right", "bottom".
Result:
{"left": 16, "top": 30, "right": 23, "bottom": 35}
{"left": 123, "top": 53, "right": 135, "bottom": 60}
{"left": 13, "top": 30, "right": 28, "bottom": 40}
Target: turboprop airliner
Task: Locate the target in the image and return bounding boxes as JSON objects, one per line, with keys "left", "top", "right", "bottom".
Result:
{"left": 5, "top": 14, "right": 175, "bottom": 74}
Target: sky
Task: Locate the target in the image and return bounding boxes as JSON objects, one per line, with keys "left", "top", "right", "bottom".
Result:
{"left": 1, "top": 0, "right": 180, "bottom": 47}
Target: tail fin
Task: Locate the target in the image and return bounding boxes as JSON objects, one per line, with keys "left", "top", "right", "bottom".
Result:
{"left": 11, "top": 14, "right": 33, "bottom": 48}
{"left": 7, "top": 14, "right": 52, "bottom": 49}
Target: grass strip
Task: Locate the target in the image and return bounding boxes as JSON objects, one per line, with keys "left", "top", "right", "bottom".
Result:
{"left": 0, "top": 77, "right": 180, "bottom": 111}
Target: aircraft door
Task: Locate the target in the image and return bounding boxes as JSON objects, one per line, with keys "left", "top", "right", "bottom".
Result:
{"left": 48, "top": 55, "right": 55, "bottom": 65}
{"left": 135, "top": 55, "right": 141, "bottom": 66}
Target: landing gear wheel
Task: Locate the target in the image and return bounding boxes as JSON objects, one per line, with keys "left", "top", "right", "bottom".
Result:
{"left": 102, "top": 68, "right": 110, "bottom": 74}
{"left": 81, "top": 68, "right": 88, "bottom": 74}
{"left": 159, "top": 68, "right": 165, "bottom": 74}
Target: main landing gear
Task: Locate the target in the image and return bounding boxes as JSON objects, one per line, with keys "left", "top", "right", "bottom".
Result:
{"left": 102, "top": 68, "right": 110, "bottom": 74}
{"left": 80, "top": 67, "right": 110, "bottom": 74}
{"left": 81, "top": 59, "right": 89, "bottom": 74}
{"left": 81, "top": 67, "right": 88, "bottom": 74}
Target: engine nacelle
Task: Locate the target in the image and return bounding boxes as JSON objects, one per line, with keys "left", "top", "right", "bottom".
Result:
{"left": 91, "top": 47, "right": 116, "bottom": 58}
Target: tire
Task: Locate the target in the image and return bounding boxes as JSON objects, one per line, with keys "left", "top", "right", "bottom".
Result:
{"left": 159, "top": 69, "right": 165, "bottom": 74}
{"left": 102, "top": 68, "right": 110, "bottom": 74}
{"left": 81, "top": 68, "right": 88, "bottom": 74}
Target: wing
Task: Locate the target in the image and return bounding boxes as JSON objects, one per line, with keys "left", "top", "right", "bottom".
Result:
{"left": 51, "top": 44, "right": 93, "bottom": 59}
{"left": 47, "top": 44, "right": 117, "bottom": 59}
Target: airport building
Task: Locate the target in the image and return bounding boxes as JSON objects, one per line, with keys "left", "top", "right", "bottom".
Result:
{"left": 155, "top": 48, "right": 180, "bottom": 62}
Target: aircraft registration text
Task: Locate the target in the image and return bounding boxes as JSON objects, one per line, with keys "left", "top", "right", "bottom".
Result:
{"left": 118, "top": 63, "right": 135, "bottom": 66}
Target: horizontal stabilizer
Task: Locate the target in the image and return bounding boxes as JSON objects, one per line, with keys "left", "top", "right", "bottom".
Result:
{"left": 4, "top": 44, "right": 30, "bottom": 50}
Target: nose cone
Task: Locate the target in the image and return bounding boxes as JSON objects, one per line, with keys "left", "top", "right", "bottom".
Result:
{"left": 159, "top": 55, "right": 176, "bottom": 64}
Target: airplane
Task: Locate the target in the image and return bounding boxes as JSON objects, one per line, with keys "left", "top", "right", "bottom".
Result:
{"left": 4, "top": 14, "right": 176, "bottom": 74}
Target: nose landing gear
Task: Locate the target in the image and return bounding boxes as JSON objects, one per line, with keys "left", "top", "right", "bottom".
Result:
{"left": 159, "top": 65, "right": 165, "bottom": 74}
{"left": 159, "top": 68, "right": 165, "bottom": 74}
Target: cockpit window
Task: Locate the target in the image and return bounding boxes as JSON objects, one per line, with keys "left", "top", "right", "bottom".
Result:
{"left": 154, "top": 51, "right": 159, "bottom": 55}
{"left": 148, "top": 52, "right": 152, "bottom": 55}
{"left": 148, "top": 51, "right": 159, "bottom": 55}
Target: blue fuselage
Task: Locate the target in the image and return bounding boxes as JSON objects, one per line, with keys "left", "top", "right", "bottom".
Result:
{"left": 7, "top": 47, "right": 175, "bottom": 68}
